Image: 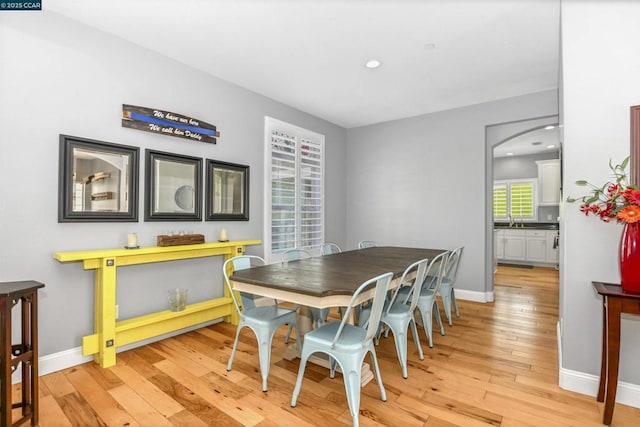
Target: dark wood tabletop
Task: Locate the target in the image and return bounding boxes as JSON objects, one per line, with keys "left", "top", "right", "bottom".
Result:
{"left": 230, "top": 246, "right": 447, "bottom": 297}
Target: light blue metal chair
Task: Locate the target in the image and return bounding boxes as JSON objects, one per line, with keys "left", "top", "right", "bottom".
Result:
{"left": 290, "top": 272, "right": 393, "bottom": 427}
{"left": 362, "top": 258, "right": 430, "bottom": 378}
{"left": 223, "top": 255, "right": 302, "bottom": 392}
{"left": 437, "top": 246, "right": 464, "bottom": 326}
{"left": 282, "top": 249, "right": 329, "bottom": 344}
{"left": 395, "top": 251, "right": 448, "bottom": 348}
{"left": 358, "top": 240, "right": 376, "bottom": 249}
{"left": 320, "top": 242, "right": 342, "bottom": 255}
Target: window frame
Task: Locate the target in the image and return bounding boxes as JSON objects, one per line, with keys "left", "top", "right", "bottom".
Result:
{"left": 264, "top": 117, "right": 325, "bottom": 262}
{"left": 493, "top": 178, "right": 538, "bottom": 222}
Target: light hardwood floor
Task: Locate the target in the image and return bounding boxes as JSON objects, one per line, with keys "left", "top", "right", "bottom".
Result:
{"left": 26, "top": 266, "right": 640, "bottom": 425}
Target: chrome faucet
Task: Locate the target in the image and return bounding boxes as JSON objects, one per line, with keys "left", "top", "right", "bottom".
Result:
{"left": 509, "top": 215, "right": 515, "bottom": 228}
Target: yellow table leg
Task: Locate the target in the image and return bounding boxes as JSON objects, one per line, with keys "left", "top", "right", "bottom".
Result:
{"left": 223, "top": 247, "right": 246, "bottom": 325}
{"left": 94, "top": 257, "right": 117, "bottom": 368}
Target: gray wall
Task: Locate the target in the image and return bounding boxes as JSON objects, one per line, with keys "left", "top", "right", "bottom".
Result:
{"left": 345, "top": 90, "right": 558, "bottom": 295}
{"left": 493, "top": 152, "right": 558, "bottom": 181}
{"left": 561, "top": 0, "right": 640, "bottom": 385}
{"left": 0, "top": 11, "right": 347, "bottom": 356}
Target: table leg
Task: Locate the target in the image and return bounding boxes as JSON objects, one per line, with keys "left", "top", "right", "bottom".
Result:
{"left": 94, "top": 258, "right": 117, "bottom": 368}
{"left": 597, "top": 296, "right": 607, "bottom": 402}
{"left": 603, "top": 297, "right": 622, "bottom": 426}
{"left": 0, "top": 296, "right": 11, "bottom": 427}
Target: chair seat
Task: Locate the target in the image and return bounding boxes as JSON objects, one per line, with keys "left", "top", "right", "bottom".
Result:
{"left": 396, "top": 286, "right": 437, "bottom": 301}
{"left": 243, "top": 306, "right": 297, "bottom": 324}
{"left": 426, "top": 275, "right": 453, "bottom": 288}
{"left": 304, "top": 321, "right": 367, "bottom": 350}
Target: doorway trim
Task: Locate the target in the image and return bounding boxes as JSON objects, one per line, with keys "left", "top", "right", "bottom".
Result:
{"left": 484, "top": 114, "right": 560, "bottom": 298}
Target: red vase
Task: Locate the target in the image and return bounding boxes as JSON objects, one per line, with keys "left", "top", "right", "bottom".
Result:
{"left": 619, "top": 222, "right": 640, "bottom": 293}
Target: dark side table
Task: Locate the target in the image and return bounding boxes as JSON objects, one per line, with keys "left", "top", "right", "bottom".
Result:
{"left": 0, "top": 281, "right": 44, "bottom": 427}
{"left": 592, "top": 281, "right": 640, "bottom": 425}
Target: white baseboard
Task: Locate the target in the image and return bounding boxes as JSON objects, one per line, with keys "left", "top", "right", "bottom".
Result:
{"left": 559, "top": 367, "right": 640, "bottom": 409}
{"left": 557, "top": 319, "right": 640, "bottom": 409}
{"left": 455, "top": 288, "right": 494, "bottom": 303}
{"left": 13, "top": 319, "right": 220, "bottom": 383}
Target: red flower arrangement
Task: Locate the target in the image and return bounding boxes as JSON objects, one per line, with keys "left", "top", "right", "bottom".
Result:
{"left": 567, "top": 157, "right": 640, "bottom": 224}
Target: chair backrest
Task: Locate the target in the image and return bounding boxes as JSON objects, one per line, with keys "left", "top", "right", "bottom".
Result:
{"left": 321, "top": 242, "right": 342, "bottom": 255}
{"left": 423, "top": 251, "right": 449, "bottom": 295}
{"left": 386, "top": 258, "right": 430, "bottom": 315}
{"left": 282, "top": 248, "right": 312, "bottom": 262}
{"left": 223, "top": 255, "right": 266, "bottom": 313}
{"left": 444, "top": 246, "right": 464, "bottom": 283}
{"left": 358, "top": 240, "right": 376, "bottom": 249}
{"left": 331, "top": 272, "right": 393, "bottom": 348}
{"left": 403, "top": 251, "right": 448, "bottom": 302}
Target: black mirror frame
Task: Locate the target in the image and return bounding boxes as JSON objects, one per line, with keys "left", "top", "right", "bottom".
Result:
{"left": 205, "top": 159, "right": 249, "bottom": 221}
{"left": 58, "top": 134, "right": 139, "bottom": 222}
{"left": 144, "top": 149, "right": 203, "bottom": 222}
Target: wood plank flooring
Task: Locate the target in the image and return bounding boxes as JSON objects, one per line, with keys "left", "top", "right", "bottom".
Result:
{"left": 26, "top": 266, "right": 640, "bottom": 425}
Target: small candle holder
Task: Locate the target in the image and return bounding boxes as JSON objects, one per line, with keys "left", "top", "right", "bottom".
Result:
{"left": 218, "top": 229, "right": 229, "bottom": 242}
{"left": 125, "top": 232, "right": 139, "bottom": 249}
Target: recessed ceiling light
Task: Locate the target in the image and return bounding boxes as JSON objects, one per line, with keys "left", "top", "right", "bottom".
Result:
{"left": 547, "top": 144, "right": 556, "bottom": 149}
{"left": 424, "top": 43, "right": 436, "bottom": 50}
{"left": 545, "top": 125, "right": 555, "bottom": 130}
{"left": 365, "top": 59, "right": 381, "bottom": 69}
{"left": 506, "top": 152, "right": 514, "bottom": 156}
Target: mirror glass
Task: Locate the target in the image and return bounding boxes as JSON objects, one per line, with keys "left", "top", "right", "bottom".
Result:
{"left": 144, "top": 150, "right": 202, "bottom": 221}
{"left": 73, "top": 147, "right": 130, "bottom": 213}
{"left": 206, "top": 159, "right": 249, "bottom": 221}
{"left": 154, "top": 159, "right": 196, "bottom": 214}
{"left": 213, "top": 168, "right": 245, "bottom": 215}
{"left": 59, "top": 135, "right": 139, "bottom": 222}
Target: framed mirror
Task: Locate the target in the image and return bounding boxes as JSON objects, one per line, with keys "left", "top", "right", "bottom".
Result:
{"left": 205, "top": 159, "right": 249, "bottom": 221}
{"left": 145, "top": 150, "right": 202, "bottom": 221}
{"left": 631, "top": 105, "right": 640, "bottom": 186}
{"left": 58, "top": 134, "right": 139, "bottom": 222}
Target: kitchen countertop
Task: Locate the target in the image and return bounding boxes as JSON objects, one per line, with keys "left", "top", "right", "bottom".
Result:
{"left": 494, "top": 222, "right": 559, "bottom": 230}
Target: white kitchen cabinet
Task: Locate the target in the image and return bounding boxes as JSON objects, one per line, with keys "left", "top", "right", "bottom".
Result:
{"left": 546, "top": 230, "right": 559, "bottom": 263}
{"left": 536, "top": 159, "right": 561, "bottom": 206}
{"left": 503, "top": 229, "right": 526, "bottom": 261}
{"left": 526, "top": 230, "right": 546, "bottom": 262}
{"left": 495, "top": 230, "right": 505, "bottom": 259}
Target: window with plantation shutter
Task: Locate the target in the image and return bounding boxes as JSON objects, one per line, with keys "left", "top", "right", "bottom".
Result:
{"left": 493, "top": 183, "right": 507, "bottom": 218}
{"left": 510, "top": 182, "right": 535, "bottom": 218}
{"left": 266, "top": 117, "right": 324, "bottom": 260}
{"left": 493, "top": 179, "right": 537, "bottom": 221}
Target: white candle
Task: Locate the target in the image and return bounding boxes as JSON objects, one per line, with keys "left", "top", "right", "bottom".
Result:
{"left": 219, "top": 229, "right": 228, "bottom": 241}
{"left": 127, "top": 233, "right": 137, "bottom": 247}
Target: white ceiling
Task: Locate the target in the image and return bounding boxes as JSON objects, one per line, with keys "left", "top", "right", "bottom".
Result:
{"left": 493, "top": 125, "right": 561, "bottom": 158}
{"left": 47, "top": 0, "right": 560, "bottom": 129}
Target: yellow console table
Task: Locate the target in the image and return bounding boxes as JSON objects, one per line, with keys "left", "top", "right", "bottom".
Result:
{"left": 53, "top": 240, "right": 261, "bottom": 368}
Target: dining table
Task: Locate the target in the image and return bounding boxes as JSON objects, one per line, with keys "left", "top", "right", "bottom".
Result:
{"left": 230, "top": 246, "right": 448, "bottom": 384}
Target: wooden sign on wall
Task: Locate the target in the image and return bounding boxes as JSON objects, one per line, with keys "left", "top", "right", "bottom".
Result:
{"left": 122, "top": 104, "right": 220, "bottom": 144}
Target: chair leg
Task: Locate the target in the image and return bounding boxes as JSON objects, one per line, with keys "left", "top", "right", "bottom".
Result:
{"left": 291, "top": 351, "right": 311, "bottom": 407}
{"left": 452, "top": 289, "right": 460, "bottom": 317}
{"left": 434, "top": 301, "right": 445, "bottom": 336}
{"left": 409, "top": 318, "right": 424, "bottom": 360}
{"left": 227, "top": 324, "right": 244, "bottom": 371}
{"left": 342, "top": 362, "right": 363, "bottom": 427}
{"left": 418, "top": 307, "right": 434, "bottom": 348}
{"left": 369, "top": 346, "right": 387, "bottom": 402}
{"left": 255, "top": 328, "right": 276, "bottom": 392}
{"left": 441, "top": 287, "right": 453, "bottom": 326}
{"left": 284, "top": 323, "right": 294, "bottom": 344}
{"left": 386, "top": 321, "right": 408, "bottom": 378}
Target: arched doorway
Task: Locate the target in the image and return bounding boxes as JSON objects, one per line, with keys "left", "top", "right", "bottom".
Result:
{"left": 484, "top": 115, "right": 560, "bottom": 299}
